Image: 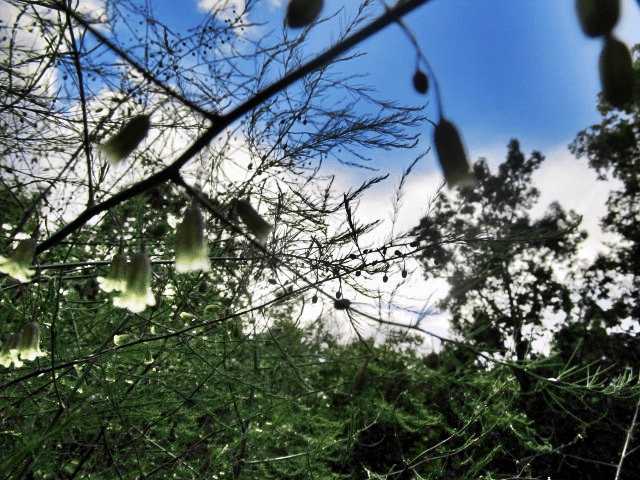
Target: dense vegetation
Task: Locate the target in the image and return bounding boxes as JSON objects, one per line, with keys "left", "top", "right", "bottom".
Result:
{"left": 1, "top": 1, "right": 639, "bottom": 478}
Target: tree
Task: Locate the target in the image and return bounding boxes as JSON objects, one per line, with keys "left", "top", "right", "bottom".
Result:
{"left": 0, "top": 0, "right": 437, "bottom": 478}
{"left": 409, "top": 82, "right": 640, "bottom": 477}
{"left": 2, "top": 0, "right": 639, "bottom": 478}
{"left": 413, "top": 139, "right": 585, "bottom": 390}
{"left": 570, "top": 44, "right": 640, "bottom": 327}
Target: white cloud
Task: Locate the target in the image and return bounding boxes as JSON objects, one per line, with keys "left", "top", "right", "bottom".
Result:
{"left": 198, "top": 0, "right": 246, "bottom": 20}
{"left": 532, "top": 145, "right": 620, "bottom": 260}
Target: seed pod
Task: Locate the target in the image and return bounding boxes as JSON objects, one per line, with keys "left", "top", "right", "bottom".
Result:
{"left": 576, "top": 0, "right": 619, "bottom": 38}
{"left": 285, "top": 0, "right": 323, "bottom": 29}
{"left": 412, "top": 69, "right": 429, "bottom": 94}
{"left": 101, "top": 115, "right": 150, "bottom": 165}
{"left": 434, "top": 118, "right": 477, "bottom": 189}
{"left": 599, "top": 36, "right": 634, "bottom": 109}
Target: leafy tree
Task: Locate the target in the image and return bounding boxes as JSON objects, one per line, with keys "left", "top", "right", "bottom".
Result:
{"left": 2, "top": 0, "right": 639, "bottom": 478}
{"left": 412, "top": 139, "right": 585, "bottom": 391}
{"left": 411, "top": 131, "right": 640, "bottom": 478}
{"left": 570, "top": 44, "right": 640, "bottom": 326}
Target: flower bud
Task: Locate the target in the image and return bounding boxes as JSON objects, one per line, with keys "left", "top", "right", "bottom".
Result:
{"left": 1, "top": 332, "right": 23, "bottom": 368}
{"left": 18, "top": 322, "right": 47, "bottom": 361}
{"left": 0, "top": 238, "right": 36, "bottom": 283}
{"left": 144, "top": 347, "right": 154, "bottom": 365}
{"left": 413, "top": 69, "right": 429, "bottom": 94}
{"left": 101, "top": 115, "right": 150, "bottom": 165}
{"left": 235, "top": 199, "right": 273, "bottom": 245}
{"left": 113, "top": 334, "right": 132, "bottom": 346}
{"left": 97, "top": 250, "right": 129, "bottom": 293}
{"left": 285, "top": 0, "right": 323, "bottom": 29}
{"left": 113, "top": 250, "right": 156, "bottom": 313}
{"left": 600, "top": 35, "right": 634, "bottom": 109}
{"left": 175, "top": 203, "right": 210, "bottom": 273}
{"left": 434, "top": 118, "right": 477, "bottom": 189}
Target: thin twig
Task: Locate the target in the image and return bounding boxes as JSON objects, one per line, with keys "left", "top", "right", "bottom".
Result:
{"left": 65, "top": 2, "right": 94, "bottom": 207}
{"left": 615, "top": 396, "right": 640, "bottom": 480}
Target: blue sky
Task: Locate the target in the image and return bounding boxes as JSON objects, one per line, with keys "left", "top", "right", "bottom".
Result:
{"left": 116, "top": 0, "right": 640, "bottom": 344}
{"left": 147, "top": 0, "right": 640, "bottom": 243}
{"left": 154, "top": 0, "right": 640, "bottom": 166}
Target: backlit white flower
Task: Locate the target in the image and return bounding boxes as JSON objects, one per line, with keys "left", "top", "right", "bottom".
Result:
{"left": 0, "top": 238, "right": 36, "bottom": 283}
{"left": 1, "top": 332, "right": 24, "bottom": 368}
{"left": 97, "top": 250, "right": 129, "bottom": 293}
{"left": 175, "top": 203, "right": 210, "bottom": 273}
{"left": 101, "top": 115, "right": 150, "bottom": 165}
{"left": 235, "top": 199, "right": 272, "bottom": 245}
{"left": 18, "top": 322, "right": 47, "bottom": 361}
{"left": 113, "top": 251, "right": 156, "bottom": 313}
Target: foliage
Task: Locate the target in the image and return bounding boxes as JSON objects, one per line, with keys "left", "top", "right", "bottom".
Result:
{"left": 411, "top": 133, "right": 640, "bottom": 477}
{"left": 413, "top": 140, "right": 585, "bottom": 380}
{"left": 2, "top": 0, "right": 640, "bottom": 478}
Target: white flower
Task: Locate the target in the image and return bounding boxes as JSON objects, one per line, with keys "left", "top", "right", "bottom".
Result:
{"left": 101, "top": 115, "right": 150, "bottom": 165}
{"left": 1, "top": 332, "right": 24, "bottom": 368}
{"left": 0, "top": 238, "right": 36, "bottom": 283}
{"left": 175, "top": 203, "right": 210, "bottom": 273}
{"left": 235, "top": 199, "right": 272, "bottom": 245}
{"left": 18, "top": 322, "right": 47, "bottom": 361}
{"left": 97, "top": 250, "right": 129, "bottom": 293}
{"left": 113, "top": 251, "right": 156, "bottom": 313}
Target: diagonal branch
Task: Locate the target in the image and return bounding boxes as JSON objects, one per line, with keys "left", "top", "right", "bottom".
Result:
{"left": 35, "top": 0, "right": 431, "bottom": 256}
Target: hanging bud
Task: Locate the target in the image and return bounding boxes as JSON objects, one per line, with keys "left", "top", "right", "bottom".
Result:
{"left": 235, "top": 199, "right": 273, "bottom": 245}
{"left": 113, "top": 334, "right": 132, "bottom": 346}
{"left": 285, "top": 0, "right": 323, "bottom": 29}
{"left": 18, "top": 322, "right": 47, "bottom": 361}
{"left": 97, "top": 249, "right": 129, "bottom": 293}
{"left": 0, "top": 332, "right": 23, "bottom": 368}
{"left": 144, "top": 347, "right": 154, "bottom": 365}
{"left": 113, "top": 250, "right": 156, "bottom": 313}
{"left": 412, "top": 69, "right": 429, "bottom": 94}
{"left": 101, "top": 115, "right": 150, "bottom": 165}
{"left": 576, "top": 0, "right": 619, "bottom": 38}
{"left": 175, "top": 203, "right": 210, "bottom": 273}
{"left": 599, "top": 35, "right": 634, "bottom": 110}
{"left": 0, "top": 238, "right": 36, "bottom": 283}
{"left": 434, "top": 118, "right": 477, "bottom": 189}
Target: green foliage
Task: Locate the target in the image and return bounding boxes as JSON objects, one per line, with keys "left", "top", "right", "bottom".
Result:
{"left": 2, "top": 0, "right": 640, "bottom": 478}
